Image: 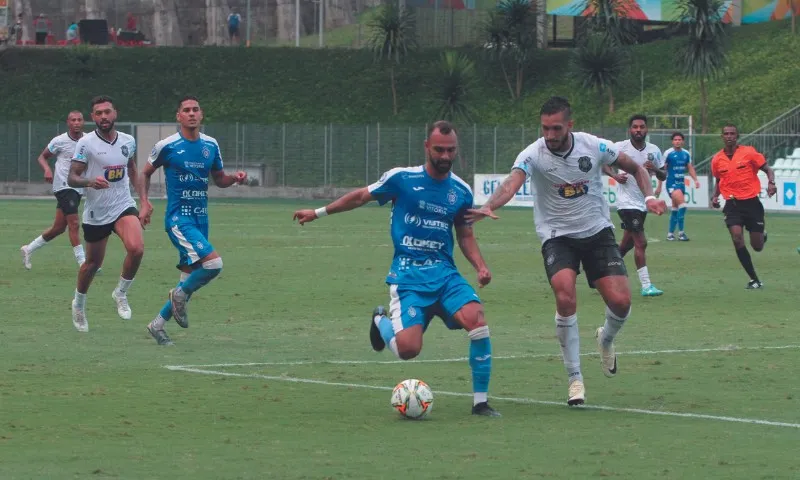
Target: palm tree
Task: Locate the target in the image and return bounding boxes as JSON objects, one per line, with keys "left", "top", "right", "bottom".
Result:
{"left": 481, "top": 0, "right": 538, "bottom": 100}
{"left": 571, "top": 33, "right": 628, "bottom": 113}
{"left": 435, "top": 51, "right": 478, "bottom": 124}
{"left": 675, "top": 0, "right": 729, "bottom": 133}
{"left": 368, "top": 3, "right": 417, "bottom": 116}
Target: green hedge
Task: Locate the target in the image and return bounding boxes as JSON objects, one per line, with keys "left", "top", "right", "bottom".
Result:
{"left": 0, "top": 19, "right": 797, "bottom": 132}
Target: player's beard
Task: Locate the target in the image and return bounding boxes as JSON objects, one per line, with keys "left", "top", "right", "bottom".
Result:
{"left": 545, "top": 136, "right": 568, "bottom": 152}
{"left": 430, "top": 157, "right": 452, "bottom": 174}
{"left": 96, "top": 120, "right": 115, "bottom": 134}
{"left": 631, "top": 132, "right": 645, "bottom": 142}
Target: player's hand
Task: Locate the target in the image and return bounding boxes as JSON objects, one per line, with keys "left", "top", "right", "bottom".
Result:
{"left": 139, "top": 201, "right": 153, "bottom": 229}
{"left": 234, "top": 171, "right": 247, "bottom": 185}
{"left": 613, "top": 173, "right": 628, "bottom": 184}
{"left": 654, "top": 188, "right": 661, "bottom": 197}
{"left": 465, "top": 206, "right": 499, "bottom": 224}
{"left": 477, "top": 266, "right": 492, "bottom": 288}
{"left": 767, "top": 182, "right": 777, "bottom": 198}
{"left": 89, "top": 176, "right": 109, "bottom": 190}
{"left": 293, "top": 209, "right": 318, "bottom": 225}
{"left": 643, "top": 160, "right": 656, "bottom": 172}
{"left": 645, "top": 197, "right": 667, "bottom": 215}
{"left": 694, "top": 180, "right": 701, "bottom": 189}
{"left": 43, "top": 167, "right": 53, "bottom": 184}
{"left": 711, "top": 196, "right": 721, "bottom": 209}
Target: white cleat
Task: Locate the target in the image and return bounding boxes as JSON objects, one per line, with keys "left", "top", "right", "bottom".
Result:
{"left": 72, "top": 300, "right": 88, "bottom": 332}
{"left": 595, "top": 327, "right": 618, "bottom": 378}
{"left": 20, "top": 246, "right": 31, "bottom": 270}
{"left": 112, "top": 290, "right": 132, "bottom": 320}
{"left": 568, "top": 379, "right": 585, "bottom": 406}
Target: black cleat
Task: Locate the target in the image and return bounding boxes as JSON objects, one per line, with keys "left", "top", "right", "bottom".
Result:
{"left": 147, "top": 325, "right": 174, "bottom": 346}
{"left": 472, "top": 402, "right": 501, "bottom": 417}
{"left": 369, "top": 306, "right": 386, "bottom": 352}
{"left": 763, "top": 232, "right": 768, "bottom": 244}
{"left": 746, "top": 280, "right": 763, "bottom": 289}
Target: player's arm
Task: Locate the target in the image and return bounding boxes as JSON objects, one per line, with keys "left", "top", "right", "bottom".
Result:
{"left": 758, "top": 155, "right": 777, "bottom": 197}
{"left": 127, "top": 155, "right": 147, "bottom": 204}
{"left": 37, "top": 147, "right": 55, "bottom": 183}
{"left": 455, "top": 223, "right": 491, "bottom": 288}
{"left": 613, "top": 152, "right": 665, "bottom": 214}
{"left": 651, "top": 164, "right": 667, "bottom": 181}
{"left": 68, "top": 161, "right": 108, "bottom": 189}
{"left": 686, "top": 162, "right": 700, "bottom": 188}
{"left": 293, "top": 187, "right": 376, "bottom": 225}
{"left": 465, "top": 168, "right": 526, "bottom": 223}
{"left": 210, "top": 169, "right": 247, "bottom": 188}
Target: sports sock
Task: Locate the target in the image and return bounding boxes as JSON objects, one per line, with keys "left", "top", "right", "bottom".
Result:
{"left": 677, "top": 205, "right": 687, "bottom": 232}
{"left": 115, "top": 277, "right": 134, "bottom": 296}
{"left": 601, "top": 306, "right": 629, "bottom": 347}
{"left": 26, "top": 235, "right": 47, "bottom": 253}
{"left": 73, "top": 290, "right": 86, "bottom": 308}
{"left": 150, "top": 314, "right": 167, "bottom": 330}
{"left": 178, "top": 258, "right": 222, "bottom": 296}
{"left": 637, "top": 266, "right": 651, "bottom": 289}
{"left": 668, "top": 209, "right": 678, "bottom": 234}
{"left": 735, "top": 246, "right": 759, "bottom": 282}
{"left": 73, "top": 245, "right": 85, "bottom": 265}
{"left": 158, "top": 272, "right": 191, "bottom": 322}
{"left": 468, "top": 326, "right": 492, "bottom": 406}
{"left": 555, "top": 313, "right": 582, "bottom": 383}
{"left": 374, "top": 314, "right": 399, "bottom": 357}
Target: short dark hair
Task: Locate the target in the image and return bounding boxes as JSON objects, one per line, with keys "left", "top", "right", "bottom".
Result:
{"left": 428, "top": 120, "right": 456, "bottom": 138}
{"left": 628, "top": 114, "right": 648, "bottom": 126}
{"left": 177, "top": 95, "right": 200, "bottom": 111}
{"left": 540, "top": 96, "right": 571, "bottom": 119}
{"left": 67, "top": 110, "right": 83, "bottom": 118}
{"left": 671, "top": 132, "right": 684, "bottom": 140}
{"left": 89, "top": 95, "right": 114, "bottom": 111}
{"left": 722, "top": 123, "right": 739, "bottom": 134}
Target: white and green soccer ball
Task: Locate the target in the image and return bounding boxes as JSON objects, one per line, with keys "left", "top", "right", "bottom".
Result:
{"left": 391, "top": 379, "right": 434, "bottom": 419}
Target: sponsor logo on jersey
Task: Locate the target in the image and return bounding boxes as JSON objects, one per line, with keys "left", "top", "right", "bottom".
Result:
{"left": 401, "top": 235, "right": 445, "bottom": 251}
{"left": 103, "top": 165, "right": 126, "bottom": 182}
{"left": 556, "top": 181, "right": 589, "bottom": 199}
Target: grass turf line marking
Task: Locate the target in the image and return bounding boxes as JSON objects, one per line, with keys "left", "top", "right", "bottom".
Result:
{"left": 164, "top": 365, "right": 800, "bottom": 429}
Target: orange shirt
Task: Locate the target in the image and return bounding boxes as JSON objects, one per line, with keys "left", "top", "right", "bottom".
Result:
{"left": 711, "top": 145, "right": 765, "bottom": 200}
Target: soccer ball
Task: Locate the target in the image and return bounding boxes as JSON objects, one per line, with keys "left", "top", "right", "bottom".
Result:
{"left": 391, "top": 379, "right": 434, "bottom": 419}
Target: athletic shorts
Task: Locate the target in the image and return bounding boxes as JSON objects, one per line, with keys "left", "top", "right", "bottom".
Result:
{"left": 54, "top": 189, "right": 81, "bottom": 216}
{"left": 617, "top": 209, "right": 647, "bottom": 233}
{"left": 167, "top": 222, "right": 215, "bottom": 268}
{"left": 386, "top": 273, "right": 480, "bottom": 334}
{"left": 82, "top": 207, "right": 139, "bottom": 243}
{"left": 723, "top": 197, "right": 765, "bottom": 233}
{"left": 541, "top": 227, "right": 627, "bottom": 289}
{"left": 666, "top": 184, "right": 686, "bottom": 196}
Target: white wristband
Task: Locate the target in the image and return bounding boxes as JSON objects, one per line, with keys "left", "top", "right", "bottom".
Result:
{"left": 314, "top": 207, "right": 328, "bottom": 218}
{"left": 644, "top": 195, "right": 657, "bottom": 202}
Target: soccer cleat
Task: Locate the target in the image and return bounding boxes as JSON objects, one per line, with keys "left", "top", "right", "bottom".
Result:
{"left": 472, "top": 402, "right": 502, "bottom": 417}
{"left": 666, "top": 233, "right": 675, "bottom": 241}
{"left": 763, "top": 232, "right": 768, "bottom": 244}
{"left": 72, "top": 300, "right": 88, "bottom": 332}
{"left": 20, "top": 246, "right": 31, "bottom": 270}
{"left": 678, "top": 232, "right": 690, "bottom": 241}
{"left": 746, "top": 280, "right": 763, "bottom": 289}
{"left": 567, "top": 380, "right": 585, "bottom": 406}
{"left": 595, "top": 327, "right": 617, "bottom": 378}
{"left": 369, "top": 306, "right": 387, "bottom": 352}
{"left": 169, "top": 288, "right": 189, "bottom": 328}
{"left": 641, "top": 285, "right": 664, "bottom": 297}
{"left": 147, "top": 324, "right": 174, "bottom": 346}
{"left": 112, "top": 290, "right": 132, "bottom": 320}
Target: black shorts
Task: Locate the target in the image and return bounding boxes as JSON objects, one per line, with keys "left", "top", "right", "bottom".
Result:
{"left": 54, "top": 189, "right": 81, "bottom": 216}
{"left": 723, "top": 197, "right": 765, "bottom": 233}
{"left": 617, "top": 209, "right": 647, "bottom": 233}
{"left": 541, "top": 227, "right": 627, "bottom": 289}
{"left": 82, "top": 207, "right": 139, "bottom": 243}
{"left": 228, "top": 25, "right": 238, "bottom": 37}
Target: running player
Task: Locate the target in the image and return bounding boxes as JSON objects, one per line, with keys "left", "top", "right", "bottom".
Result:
{"left": 656, "top": 132, "right": 700, "bottom": 241}
{"left": 467, "top": 97, "right": 666, "bottom": 405}
{"left": 293, "top": 121, "right": 500, "bottom": 417}
{"left": 68, "top": 95, "right": 147, "bottom": 332}
{"left": 139, "top": 96, "right": 247, "bottom": 345}
{"left": 21, "top": 111, "right": 86, "bottom": 269}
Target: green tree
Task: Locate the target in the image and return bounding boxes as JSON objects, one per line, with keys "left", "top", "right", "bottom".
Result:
{"left": 481, "top": 0, "right": 539, "bottom": 100}
{"left": 571, "top": 33, "right": 628, "bottom": 113}
{"left": 368, "top": 3, "right": 417, "bottom": 116}
{"left": 434, "top": 51, "right": 478, "bottom": 124}
{"left": 675, "top": 0, "right": 729, "bottom": 133}
{"left": 580, "top": 0, "right": 637, "bottom": 46}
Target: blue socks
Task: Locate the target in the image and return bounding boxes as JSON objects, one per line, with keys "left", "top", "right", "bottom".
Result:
{"left": 669, "top": 208, "right": 678, "bottom": 234}
{"left": 180, "top": 257, "right": 223, "bottom": 295}
{"left": 468, "top": 326, "right": 492, "bottom": 401}
{"left": 677, "top": 205, "right": 687, "bottom": 232}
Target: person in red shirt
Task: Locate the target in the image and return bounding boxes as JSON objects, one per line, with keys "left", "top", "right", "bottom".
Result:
{"left": 710, "top": 124, "right": 776, "bottom": 289}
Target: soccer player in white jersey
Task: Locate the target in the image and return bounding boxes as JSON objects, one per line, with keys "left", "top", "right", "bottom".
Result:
{"left": 139, "top": 96, "right": 247, "bottom": 346}
{"left": 603, "top": 114, "right": 666, "bottom": 297}
{"left": 20, "top": 111, "right": 86, "bottom": 269}
{"left": 67, "top": 95, "right": 147, "bottom": 332}
{"left": 467, "top": 97, "right": 666, "bottom": 405}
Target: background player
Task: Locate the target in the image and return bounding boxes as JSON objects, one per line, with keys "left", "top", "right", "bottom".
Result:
{"left": 68, "top": 95, "right": 146, "bottom": 332}
{"left": 20, "top": 111, "right": 86, "bottom": 269}
{"left": 467, "top": 97, "right": 666, "bottom": 406}
{"left": 293, "top": 121, "right": 500, "bottom": 417}
{"left": 139, "top": 96, "right": 247, "bottom": 346}
{"left": 604, "top": 114, "right": 666, "bottom": 297}
{"left": 710, "top": 124, "right": 776, "bottom": 289}
{"left": 656, "top": 132, "right": 700, "bottom": 241}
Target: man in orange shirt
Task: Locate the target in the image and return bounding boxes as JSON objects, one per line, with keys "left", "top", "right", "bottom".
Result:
{"left": 711, "top": 124, "right": 776, "bottom": 289}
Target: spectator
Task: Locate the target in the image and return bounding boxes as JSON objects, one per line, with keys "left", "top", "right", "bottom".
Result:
{"left": 10, "top": 14, "right": 23, "bottom": 44}
{"left": 227, "top": 10, "right": 241, "bottom": 45}
{"left": 66, "top": 22, "right": 79, "bottom": 43}
{"left": 125, "top": 12, "right": 137, "bottom": 32}
{"left": 34, "top": 14, "right": 50, "bottom": 45}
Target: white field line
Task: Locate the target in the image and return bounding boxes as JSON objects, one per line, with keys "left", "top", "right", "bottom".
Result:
{"left": 165, "top": 365, "right": 800, "bottom": 429}
{"left": 168, "top": 344, "right": 800, "bottom": 369}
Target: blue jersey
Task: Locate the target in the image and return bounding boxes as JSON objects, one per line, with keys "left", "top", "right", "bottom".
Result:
{"left": 147, "top": 132, "right": 223, "bottom": 230}
{"left": 663, "top": 148, "right": 692, "bottom": 187}
{"left": 367, "top": 165, "right": 473, "bottom": 285}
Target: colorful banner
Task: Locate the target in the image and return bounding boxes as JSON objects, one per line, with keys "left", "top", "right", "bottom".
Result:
{"left": 742, "top": 0, "right": 800, "bottom": 24}
{"left": 546, "top": 0, "right": 766, "bottom": 23}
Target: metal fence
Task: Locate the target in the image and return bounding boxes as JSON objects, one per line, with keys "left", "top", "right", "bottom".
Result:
{"left": 2, "top": 122, "right": 799, "bottom": 188}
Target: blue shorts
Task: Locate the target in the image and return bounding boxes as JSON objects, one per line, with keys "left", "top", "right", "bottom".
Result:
{"left": 167, "top": 223, "right": 215, "bottom": 268}
{"left": 387, "top": 274, "right": 481, "bottom": 334}
{"left": 666, "top": 184, "right": 685, "bottom": 196}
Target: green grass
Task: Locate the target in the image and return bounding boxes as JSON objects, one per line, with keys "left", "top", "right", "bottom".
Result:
{"left": 2, "top": 199, "right": 800, "bottom": 479}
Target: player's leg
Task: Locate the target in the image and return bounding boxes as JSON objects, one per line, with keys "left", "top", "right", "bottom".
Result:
{"left": 58, "top": 190, "right": 85, "bottom": 264}
{"left": 632, "top": 212, "right": 662, "bottom": 296}
{"left": 110, "top": 210, "right": 145, "bottom": 320}
{"left": 673, "top": 188, "right": 690, "bottom": 241}
{"left": 583, "top": 227, "right": 631, "bottom": 378}
{"left": 370, "top": 284, "right": 431, "bottom": 359}
{"left": 616, "top": 211, "right": 634, "bottom": 258}
{"left": 746, "top": 199, "right": 766, "bottom": 252}
{"left": 723, "top": 202, "right": 761, "bottom": 288}
{"left": 167, "top": 224, "right": 219, "bottom": 328}
{"left": 543, "top": 237, "right": 585, "bottom": 405}
{"left": 147, "top": 265, "right": 191, "bottom": 346}
{"left": 20, "top": 195, "right": 69, "bottom": 269}
{"left": 440, "top": 275, "right": 500, "bottom": 416}
{"left": 72, "top": 224, "right": 111, "bottom": 332}
{"left": 666, "top": 187, "right": 679, "bottom": 240}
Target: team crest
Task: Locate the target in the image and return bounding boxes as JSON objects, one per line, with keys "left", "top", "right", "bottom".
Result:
{"left": 418, "top": 200, "right": 426, "bottom": 210}
{"left": 447, "top": 189, "right": 457, "bottom": 205}
{"left": 578, "top": 156, "right": 592, "bottom": 172}
{"left": 647, "top": 153, "right": 654, "bottom": 161}
{"left": 408, "top": 306, "right": 417, "bottom": 318}
{"left": 120, "top": 145, "right": 129, "bottom": 157}
{"left": 201, "top": 146, "right": 211, "bottom": 159}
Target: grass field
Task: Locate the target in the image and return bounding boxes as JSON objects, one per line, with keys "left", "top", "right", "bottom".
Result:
{"left": 2, "top": 198, "right": 799, "bottom": 479}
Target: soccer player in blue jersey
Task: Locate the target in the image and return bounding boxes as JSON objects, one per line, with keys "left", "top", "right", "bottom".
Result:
{"left": 139, "top": 96, "right": 247, "bottom": 345}
{"left": 656, "top": 132, "right": 700, "bottom": 241}
{"left": 293, "top": 121, "right": 500, "bottom": 417}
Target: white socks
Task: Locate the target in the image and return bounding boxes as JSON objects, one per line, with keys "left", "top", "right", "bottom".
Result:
{"left": 151, "top": 314, "right": 166, "bottom": 330}
{"left": 73, "top": 290, "right": 86, "bottom": 308}
{"left": 555, "top": 313, "right": 582, "bottom": 383}
{"left": 116, "top": 277, "right": 134, "bottom": 296}
{"left": 473, "top": 392, "right": 487, "bottom": 406}
{"left": 73, "top": 245, "right": 85, "bottom": 265}
{"left": 26, "top": 235, "right": 47, "bottom": 252}
{"left": 601, "top": 306, "right": 630, "bottom": 347}
{"left": 637, "top": 266, "right": 651, "bottom": 289}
